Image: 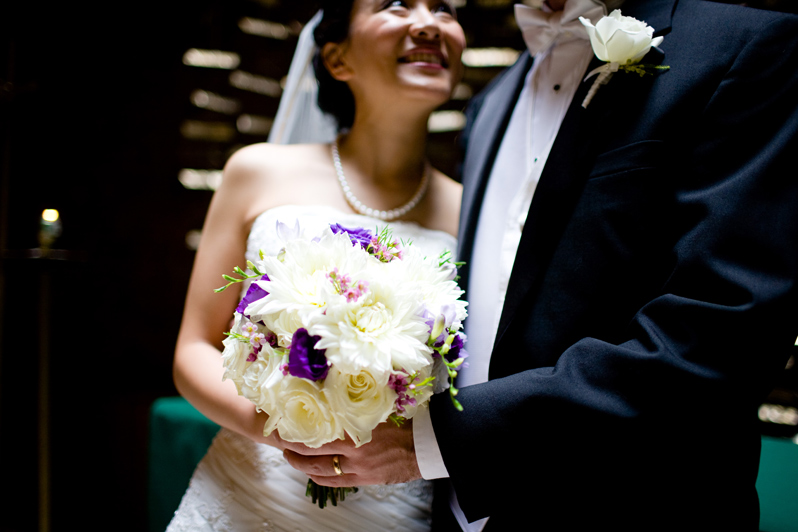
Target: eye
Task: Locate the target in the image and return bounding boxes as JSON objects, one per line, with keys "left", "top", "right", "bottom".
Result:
{"left": 383, "top": 0, "right": 408, "bottom": 9}
{"left": 432, "top": 2, "right": 455, "bottom": 16}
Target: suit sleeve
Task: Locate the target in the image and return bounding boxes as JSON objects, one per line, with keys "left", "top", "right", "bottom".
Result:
{"left": 433, "top": 11, "right": 798, "bottom": 525}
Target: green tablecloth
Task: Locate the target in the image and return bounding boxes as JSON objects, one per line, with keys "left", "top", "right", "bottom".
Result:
{"left": 148, "top": 396, "right": 219, "bottom": 532}
{"left": 757, "top": 435, "right": 798, "bottom": 532}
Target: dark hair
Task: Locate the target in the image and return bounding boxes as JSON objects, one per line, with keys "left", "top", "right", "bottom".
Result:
{"left": 313, "top": 1, "right": 357, "bottom": 130}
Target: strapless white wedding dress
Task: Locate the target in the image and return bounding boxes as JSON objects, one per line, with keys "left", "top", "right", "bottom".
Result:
{"left": 166, "top": 205, "right": 457, "bottom": 532}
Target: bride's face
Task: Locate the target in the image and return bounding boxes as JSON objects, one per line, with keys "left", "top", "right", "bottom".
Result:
{"left": 328, "top": 0, "right": 466, "bottom": 110}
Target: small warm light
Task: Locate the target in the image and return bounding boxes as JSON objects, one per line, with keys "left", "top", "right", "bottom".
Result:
{"left": 183, "top": 48, "right": 241, "bottom": 69}
{"left": 236, "top": 114, "right": 273, "bottom": 135}
{"left": 39, "top": 209, "right": 62, "bottom": 252}
{"left": 229, "top": 70, "right": 282, "bottom": 98}
{"left": 238, "top": 17, "right": 292, "bottom": 40}
{"left": 462, "top": 47, "right": 522, "bottom": 67}
{"left": 428, "top": 110, "right": 466, "bottom": 133}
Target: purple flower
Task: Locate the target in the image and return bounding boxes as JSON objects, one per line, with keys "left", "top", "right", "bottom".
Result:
{"left": 426, "top": 304, "right": 457, "bottom": 346}
{"left": 287, "top": 328, "right": 329, "bottom": 381}
{"left": 330, "top": 223, "right": 373, "bottom": 250}
{"left": 265, "top": 332, "right": 278, "bottom": 348}
{"left": 236, "top": 274, "right": 270, "bottom": 315}
{"left": 446, "top": 333, "right": 468, "bottom": 365}
{"left": 388, "top": 372, "right": 418, "bottom": 415}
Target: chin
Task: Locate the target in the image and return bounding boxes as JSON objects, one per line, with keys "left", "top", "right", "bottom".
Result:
{"left": 404, "top": 85, "right": 455, "bottom": 107}
{"left": 397, "top": 76, "right": 458, "bottom": 104}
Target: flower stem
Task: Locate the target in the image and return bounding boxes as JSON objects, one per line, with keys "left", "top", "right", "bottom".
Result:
{"left": 306, "top": 479, "right": 358, "bottom": 509}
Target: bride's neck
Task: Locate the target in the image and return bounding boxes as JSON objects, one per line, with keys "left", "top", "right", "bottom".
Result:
{"left": 338, "top": 110, "right": 430, "bottom": 187}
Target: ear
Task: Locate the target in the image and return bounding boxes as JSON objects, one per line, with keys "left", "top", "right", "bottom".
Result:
{"left": 321, "top": 42, "right": 354, "bottom": 82}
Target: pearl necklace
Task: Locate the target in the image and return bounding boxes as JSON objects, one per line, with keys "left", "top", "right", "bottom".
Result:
{"left": 332, "top": 138, "right": 430, "bottom": 222}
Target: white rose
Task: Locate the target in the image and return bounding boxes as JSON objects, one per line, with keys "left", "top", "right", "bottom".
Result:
{"left": 262, "top": 376, "right": 343, "bottom": 448}
{"left": 580, "top": 10, "right": 663, "bottom": 65}
{"left": 221, "top": 334, "right": 252, "bottom": 383}
{"left": 239, "top": 346, "right": 285, "bottom": 413}
{"left": 264, "top": 310, "right": 313, "bottom": 348}
{"left": 324, "top": 367, "right": 397, "bottom": 447}
{"left": 237, "top": 357, "right": 271, "bottom": 409}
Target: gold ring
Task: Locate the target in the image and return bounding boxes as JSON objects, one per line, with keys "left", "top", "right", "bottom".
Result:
{"left": 332, "top": 455, "right": 344, "bottom": 476}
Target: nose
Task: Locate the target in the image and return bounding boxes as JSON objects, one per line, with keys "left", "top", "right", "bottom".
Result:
{"left": 409, "top": 6, "right": 441, "bottom": 40}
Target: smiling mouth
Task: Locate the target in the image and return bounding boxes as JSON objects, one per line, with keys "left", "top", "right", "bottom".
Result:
{"left": 399, "top": 53, "right": 448, "bottom": 68}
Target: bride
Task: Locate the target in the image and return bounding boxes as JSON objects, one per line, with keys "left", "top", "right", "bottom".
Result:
{"left": 167, "top": 0, "right": 465, "bottom": 530}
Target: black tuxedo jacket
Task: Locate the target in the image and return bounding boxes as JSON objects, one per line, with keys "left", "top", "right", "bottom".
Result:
{"left": 430, "top": 1, "right": 798, "bottom": 529}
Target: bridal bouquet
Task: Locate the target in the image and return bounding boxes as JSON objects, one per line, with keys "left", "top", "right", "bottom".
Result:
{"left": 216, "top": 221, "right": 468, "bottom": 506}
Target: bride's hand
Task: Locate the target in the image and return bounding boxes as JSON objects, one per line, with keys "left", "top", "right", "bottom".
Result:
{"left": 279, "top": 420, "right": 421, "bottom": 487}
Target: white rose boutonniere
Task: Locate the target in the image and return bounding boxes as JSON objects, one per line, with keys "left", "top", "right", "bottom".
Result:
{"left": 578, "top": 10, "right": 669, "bottom": 108}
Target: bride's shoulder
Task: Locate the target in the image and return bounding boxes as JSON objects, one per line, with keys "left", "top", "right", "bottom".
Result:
{"left": 216, "top": 142, "right": 340, "bottom": 218}
{"left": 223, "top": 142, "right": 332, "bottom": 185}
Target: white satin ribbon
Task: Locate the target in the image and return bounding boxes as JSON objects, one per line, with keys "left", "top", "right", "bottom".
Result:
{"left": 514, "top": 0, "right": 606, "bottom": 57}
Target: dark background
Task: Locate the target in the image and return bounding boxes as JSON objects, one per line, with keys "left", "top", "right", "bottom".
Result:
{"left": 1, "top": 1, "right": 796, "bottom": 531}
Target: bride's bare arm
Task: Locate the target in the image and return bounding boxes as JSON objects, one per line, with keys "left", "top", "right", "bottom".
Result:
{"left": 173, "top": 146, "right": 283, "bottom": 446}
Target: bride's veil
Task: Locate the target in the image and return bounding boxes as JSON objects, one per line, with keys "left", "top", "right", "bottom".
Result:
{"left": 267, "top": 10, "right": 338, "bottom": 145}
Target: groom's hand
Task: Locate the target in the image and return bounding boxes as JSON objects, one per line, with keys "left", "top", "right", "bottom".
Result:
{"left": 280, "top": 419, "right": 422, "bottom": 487}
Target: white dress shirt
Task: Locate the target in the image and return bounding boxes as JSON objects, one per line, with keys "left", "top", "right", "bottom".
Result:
{"left": 413, "top": 1, "right": 604, "bottom": 530}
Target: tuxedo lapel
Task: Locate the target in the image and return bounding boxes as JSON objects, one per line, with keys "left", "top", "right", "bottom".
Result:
{"left": 491, "top": 0, "right": 677, "bottom": 357}
{"left": 625, "top": 0, "right": 678, "bottom": 39}
{"left": 492, "top": 56, "right": 606, "bottom": 351}
{"left": 457, "top": 53, "right": 533, "bottom": 294}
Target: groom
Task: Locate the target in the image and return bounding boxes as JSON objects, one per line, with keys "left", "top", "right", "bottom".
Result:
{"left": 282, "top": 0, "right": 798, "bottom": 529}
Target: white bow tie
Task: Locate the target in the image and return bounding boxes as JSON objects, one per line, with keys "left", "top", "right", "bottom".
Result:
{"left": 515, "top": 0, "right": 606, "bottom": 57}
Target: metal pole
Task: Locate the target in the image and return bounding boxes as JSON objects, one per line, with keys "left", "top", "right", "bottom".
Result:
{"left": 38, "top": 267, "right": 51, "bottom": 532}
